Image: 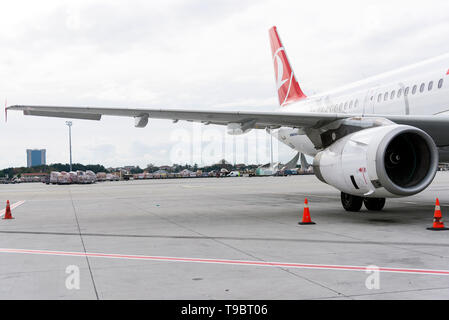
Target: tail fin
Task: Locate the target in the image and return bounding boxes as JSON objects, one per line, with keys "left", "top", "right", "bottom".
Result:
{"left": 269, "top": 26, "right": 306, "bottom": 106}
{"left": 300, "top": 153, "right": 309, "bottom": 170}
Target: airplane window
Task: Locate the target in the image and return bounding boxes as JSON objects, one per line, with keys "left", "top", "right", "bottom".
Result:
{"left": 344, "top": 102, "right": 348, "bottom": 110}
{"left": 384, "top": 92, "right": 388, "bottom": 101}
{"left": 428, "top": 81, "right": 433, "bottom": 91}
{"left": 412, "top": 85, "right": 417, "bottom": 94}
{"left": 420, "top": 83, "right": 425, "bottom": 93}
{"left": 397, "top": 89, "right": 403, "bottom": 98}
{"left": 354, "top": 100, "right": 359, "bottom": 108}
{"left": 349, "top": 101, "right": 353, "bottom": 109}
{"left": 370, "top": 96, "right": 373, "bottom": 101}
{"left": 378, "top": 94, "right": 382, "bottom": 102}
{"left": 390, "top": 91, "right": 396, "bottom": 99}
{"left": 405, "top": 87, "right": 410, "bottom": 96}
{"left": 339, "top": 103, "right": 343, "bottom": 110}
{"left": 439, "top": 79, "right": 444, "bottom": 89}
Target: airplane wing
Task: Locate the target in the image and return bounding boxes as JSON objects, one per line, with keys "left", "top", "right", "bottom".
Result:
{"left": 6, "top": 105, "right": 346, "bottom": 128}
{"left": 6, "top": 104, "right": 449, "bottom": 147}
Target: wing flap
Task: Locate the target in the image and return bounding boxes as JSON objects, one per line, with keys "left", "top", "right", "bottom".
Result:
{"left": 23, "top": 110, "right": 102, "bottom": 120}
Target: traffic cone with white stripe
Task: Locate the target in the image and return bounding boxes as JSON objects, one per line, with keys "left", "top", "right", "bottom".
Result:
{"left": 3, "top": 200, "right": 13, "bottom": 220}
{"left": 427, "top": 198, "right": 448, "bottom": 231}
{"left": 298, "top": 198, "right": 315, "bottom": 225}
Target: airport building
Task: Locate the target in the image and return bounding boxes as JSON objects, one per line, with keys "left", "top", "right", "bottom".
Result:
{"left": 26, "top": 149, "right": 46, "bottom": 167}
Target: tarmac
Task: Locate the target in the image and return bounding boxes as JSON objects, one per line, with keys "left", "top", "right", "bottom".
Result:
{"left": 0, "top": 173, "right": 449, "bottom": 300}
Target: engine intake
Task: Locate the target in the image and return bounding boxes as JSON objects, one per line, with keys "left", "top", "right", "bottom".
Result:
{"left": 375, "top": 126, "right": 438, "bottom": 196}
{"left": 313, "top": 124, "right": 438, "bottom": 198}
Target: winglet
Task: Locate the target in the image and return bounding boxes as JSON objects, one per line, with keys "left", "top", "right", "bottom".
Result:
{"left": 269, "top": 26, "right": 306, "bottom": 106}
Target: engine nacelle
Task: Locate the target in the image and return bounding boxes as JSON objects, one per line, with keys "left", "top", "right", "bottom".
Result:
{"left": 313, "top": 125, "right": 439, "bottom": 198}
{"left": 135, "top": 114, "right": 149, "bottom": 128}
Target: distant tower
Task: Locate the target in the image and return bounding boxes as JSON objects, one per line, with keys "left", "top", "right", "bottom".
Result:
{"left": 26, "top": 149, "right": 46, "bottom": 167}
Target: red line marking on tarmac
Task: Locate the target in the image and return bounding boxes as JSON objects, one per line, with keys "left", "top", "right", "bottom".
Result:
{"left": 0, "top": 247, "right": 449, "bottom": 276}
{"left": 0, "top": 200, "right": 26, "bottom": 218}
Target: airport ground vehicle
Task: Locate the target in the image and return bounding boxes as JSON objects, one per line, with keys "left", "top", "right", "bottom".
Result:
{"left": 8, "top": 26, "right": 449, "bottom": 212}
{"left": 68, "top": 172, "right": 78, "bottom": 183}
{"left": 84, "top": 170, "right": 96, "bottom": 184}
{"left": 57, "top": 172, "right": 71, "bottom": 184}
{"left": 42, "top": 176, "right": 50, "bottom": 184}
{"left": 75, "top": 170, "right": 95, "bottom": 184}
{"left": 50, "top": 171, "right": 60, "bottom": 184}
{"left": 96, "top": 172, "right": 107, "bottom": 181}
{"left": 106, "top": 173, "right": 119, "bottom": 181}
{"left": 47, "top": 170, "right": 97, "bottom": 185}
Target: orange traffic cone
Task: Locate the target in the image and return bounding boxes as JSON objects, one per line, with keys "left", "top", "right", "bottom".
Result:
{"left": 427, "top": 198, "right": 448, "bottom": 231}
{"left": 3, "top": 200, "right": 14, "bottom": 220}
{"left": 298, "top": 198, "right": 315, "bottom": 225}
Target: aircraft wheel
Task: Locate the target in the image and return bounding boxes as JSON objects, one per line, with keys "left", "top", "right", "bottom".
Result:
{"left": 364, "top": 198, "right": 386, "bottom": 211}
{"left": 341, "top": 192, "right": 363, "bottom": 212}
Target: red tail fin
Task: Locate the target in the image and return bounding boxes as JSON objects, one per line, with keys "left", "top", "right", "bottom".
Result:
{"left": 269, "top": 26, "right": 306, "bottom": 106}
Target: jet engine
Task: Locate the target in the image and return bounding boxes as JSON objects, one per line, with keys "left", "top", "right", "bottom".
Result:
{"left": 313, "top": 124, "right": 439, "bottom": 198}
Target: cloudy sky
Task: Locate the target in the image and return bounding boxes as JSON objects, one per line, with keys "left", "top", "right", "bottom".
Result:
{"left": 1, "top": 0, "right": 449, "bottom": 169}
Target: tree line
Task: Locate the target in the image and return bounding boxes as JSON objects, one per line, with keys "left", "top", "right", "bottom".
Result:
{"left": 0, "top": 163, "right": 107, "bottom": 178}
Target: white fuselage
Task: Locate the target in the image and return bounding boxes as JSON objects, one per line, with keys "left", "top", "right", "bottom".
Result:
{"left": 274, "top": 54, "right": 449, "bottom": 157}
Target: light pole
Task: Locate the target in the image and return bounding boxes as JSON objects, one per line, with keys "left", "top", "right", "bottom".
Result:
{"left": 269, "top": 129, "right": 273, "bottom": 165}
{"left": 66, "top": 121, "right": 73, "bottom": 172}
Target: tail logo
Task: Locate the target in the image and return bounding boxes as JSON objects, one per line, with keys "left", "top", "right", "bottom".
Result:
{"left": 274, "top": 47, "right": 288, "bottom": 90}
{"left": 269, "top": 26, "right": 307, "bottom": 106}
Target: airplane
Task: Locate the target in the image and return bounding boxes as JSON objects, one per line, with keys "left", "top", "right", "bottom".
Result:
{"left": 7, "top": 26, "right": 449, "bottom": 212}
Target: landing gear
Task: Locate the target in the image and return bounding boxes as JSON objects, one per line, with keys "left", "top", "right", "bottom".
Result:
{"left": 340, "top": 192, "right": 386, "bottom": 212}
{"left": 363, "top": 198, "right": 386, "bottom": 211}
{"left": 341, "top": 192, "right": 363, "bottom": 212}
